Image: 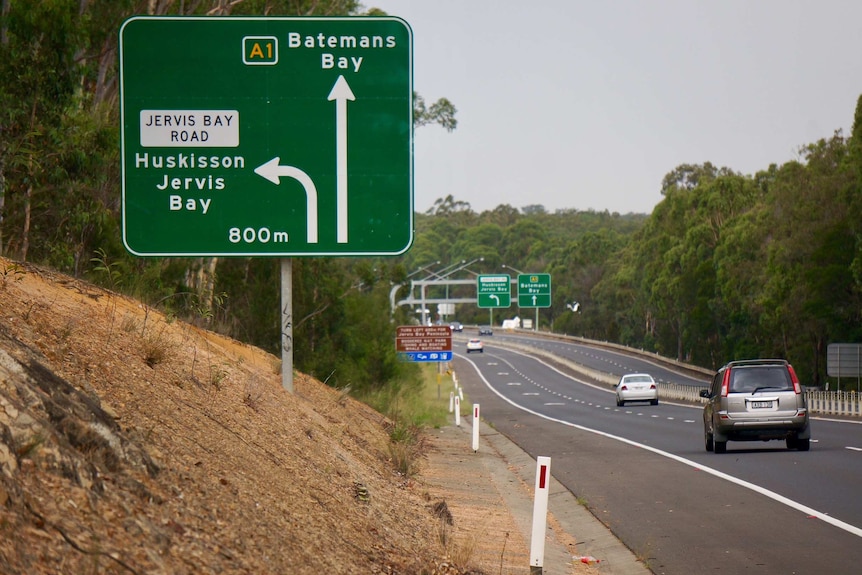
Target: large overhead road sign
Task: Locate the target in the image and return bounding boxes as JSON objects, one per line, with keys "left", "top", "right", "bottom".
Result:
{"left": 518, "top": 273, "right": 551, "bottom": 308}
{"left": 477, "top": 274, "right": 511, "bottom": 308}
{"left": 119, "top": 16, "right": 413, "bottom": 256}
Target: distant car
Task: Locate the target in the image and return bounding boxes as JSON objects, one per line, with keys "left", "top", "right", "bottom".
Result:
{"left": 449, "top": 322, "right": 463, "bottom": 332}
{"left": 700, "top": 359, "right": 810, "bottom": 453}
{"left": 615, "top": 373, "right": 659, "bottom": 406}
{"left": 466, "top": 339, "right": 484, "bottom": 353}
{"left": 478, "top": 326, "right": 493, "bottom": 336}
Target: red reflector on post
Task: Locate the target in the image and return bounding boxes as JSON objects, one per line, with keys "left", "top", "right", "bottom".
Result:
{"left": 539, "top": 465, "right": 547, "bottom": 489}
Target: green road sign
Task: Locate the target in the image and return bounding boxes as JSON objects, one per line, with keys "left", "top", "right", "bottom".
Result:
{"left": 119, "top": 16, "right": 413, "bottom": 256}
{"left": 518, "top": 273, "right": 551, "bottom": 308}
{"left": 477, "top": 274, "right": 511, "bottom": 308}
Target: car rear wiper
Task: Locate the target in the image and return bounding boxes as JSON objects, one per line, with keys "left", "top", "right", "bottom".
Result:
{"left": 751, "top": 386, "right": 782, "bottom": 394}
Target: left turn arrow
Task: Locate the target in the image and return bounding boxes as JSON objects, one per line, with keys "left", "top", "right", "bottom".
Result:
{"left": 254, "top": 158, "right": 318, "bottom": 244}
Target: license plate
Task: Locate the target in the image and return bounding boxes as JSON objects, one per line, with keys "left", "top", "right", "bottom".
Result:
{"left": 751, "top": 401, "right": 773, "bottom": 409}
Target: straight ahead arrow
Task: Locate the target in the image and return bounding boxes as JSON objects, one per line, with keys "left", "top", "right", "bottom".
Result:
{"left": 328, "top": 75, "right": 355, "bottom": 244}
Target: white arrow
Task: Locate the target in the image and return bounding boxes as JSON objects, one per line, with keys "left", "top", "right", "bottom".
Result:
{"left": 531, "top": 295, "right": 538, "bottom": 305}
{"left": 327, "top": 75, "right": 355, "bottom": 244}
{"left": 254, "top": 157, "right": 318, "bottom": 243}
{"left": 490, "top": 294, "right": 500, "bottom": 305}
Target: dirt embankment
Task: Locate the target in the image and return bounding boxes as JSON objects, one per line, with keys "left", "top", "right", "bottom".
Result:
{"left": 0, "top": 257, "right": 487, "bottom": 574}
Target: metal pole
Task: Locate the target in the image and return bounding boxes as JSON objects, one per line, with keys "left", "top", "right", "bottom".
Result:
{"left": 421, "top": 283, "right": 427, "bottom": 325}
{"left": 280, "top": 258, "right": 294, "bottom": 393}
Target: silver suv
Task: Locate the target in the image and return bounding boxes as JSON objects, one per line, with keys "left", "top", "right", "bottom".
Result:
{"left": 699, "top": 359, "right": 810, "bottom": 453}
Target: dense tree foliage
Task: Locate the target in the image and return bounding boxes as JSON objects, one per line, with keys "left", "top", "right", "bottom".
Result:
{"left": 594, "top": 120, "right": 862, "bottom": 386}
{"left": 3, "top": 1, "right": 861, "bottom": 393}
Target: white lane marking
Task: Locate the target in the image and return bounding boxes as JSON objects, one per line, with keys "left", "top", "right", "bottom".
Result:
{"left": 545, "top": 402, "right": 566, "bottom": 406}
{"left": 507, "top": 382, "right": 522, "bottom": 386}
{"left": 522, "top": 392, "right": 540, "bottom": 396}
{"left": 847, "top": 447, "right": 862, "bottom": 452}
{"left": 458, "top": 353, "right": 862, "bottom": 540}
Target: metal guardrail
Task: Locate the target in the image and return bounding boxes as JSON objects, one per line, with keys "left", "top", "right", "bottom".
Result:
{"left": 805, "top": 390, "right": 862, "bottom": 418}
{"left": 659, "top": 384, "right": 862, "bottom": 418}
{"left": 657, "top": 382, "right": 706, "bottom": 404}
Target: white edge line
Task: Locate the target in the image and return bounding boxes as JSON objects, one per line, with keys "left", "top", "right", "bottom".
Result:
{"left": 456, "top": 351, "right": 862, "bottom": 539}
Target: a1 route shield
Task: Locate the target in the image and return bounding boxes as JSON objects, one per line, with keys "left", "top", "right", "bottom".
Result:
{"left": 119, "top": 16, "right": 413, "bottom": 256}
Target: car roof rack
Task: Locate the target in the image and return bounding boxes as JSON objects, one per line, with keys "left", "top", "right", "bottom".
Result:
{"left": 724, "top": 359, "right": 788, "bottom": 368}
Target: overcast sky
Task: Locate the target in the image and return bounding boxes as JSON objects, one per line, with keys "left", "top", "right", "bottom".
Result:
{"left": 368, "top": 0, "right": 862, "bottom": 215}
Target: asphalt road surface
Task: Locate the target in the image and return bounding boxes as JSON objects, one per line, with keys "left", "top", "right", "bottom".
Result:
{"left": 452, "top": 338, "right": 862, "bottom": 575}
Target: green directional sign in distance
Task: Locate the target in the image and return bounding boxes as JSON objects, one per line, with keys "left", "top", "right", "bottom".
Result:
{"left": 518, "top": 273, "right": 551, "bottom": 308}
{"left": 477, "top": 274, "right": 511, "bottom": 308}
{"left": 119, "top": 16, "right": 413, "bottom": 256}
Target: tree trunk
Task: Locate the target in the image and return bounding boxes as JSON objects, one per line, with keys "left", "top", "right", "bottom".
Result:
{"left": 0, "top": 155, "right": 5, "bottom": 256}
{"left": 21, "top": 183, "right": 31, "bottom": 262}
{"left": 0, "top": 0, "right": 9, "bottom": 254}
{"left": 185, "top": 257, "right": 219, "bottom": 320}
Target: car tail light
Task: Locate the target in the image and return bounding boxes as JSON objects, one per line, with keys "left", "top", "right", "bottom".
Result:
{"left": 620, "top": 385, "right": 628, "bottom": 391}
{"left": 721, "top": 369, "right": 731, "bottom": 397}
{"left": 788, "top": 364, "right": 802, "bottom": 394}
{"left": 650, "top": 384, "right": 657, "bottom": 390}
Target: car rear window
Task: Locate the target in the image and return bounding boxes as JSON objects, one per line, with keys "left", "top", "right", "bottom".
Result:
{"left": 729, "top": 366, "right": 792, "bottom": 393}
{"left": 626, "top": 375, "right": 653, "bottom": 383}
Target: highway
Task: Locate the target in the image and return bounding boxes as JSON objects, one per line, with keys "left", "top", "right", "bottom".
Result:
{"left": 452, "top": 333, "right": 862, "bottom": 574}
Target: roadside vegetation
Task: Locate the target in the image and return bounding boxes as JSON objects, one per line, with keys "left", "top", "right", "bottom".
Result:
{"left": 360, "top": 363, "right": 461, "bottom": 475}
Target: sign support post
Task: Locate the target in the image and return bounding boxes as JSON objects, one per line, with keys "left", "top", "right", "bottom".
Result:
{"left": 281, "top": 259, "right": 293, "bottom": 392}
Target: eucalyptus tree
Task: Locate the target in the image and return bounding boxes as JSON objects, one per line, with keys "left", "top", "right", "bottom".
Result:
{"left": 0, "top": 0, "right": 88, "bottom": 261}
{"left": 845, "top": 95, "right": 862, "bottom": 303}
{"left": 549, "top": 228, "right": 626, "bottom": 339}
{"left": 756, "top": 133, "right": 858, "bottom": 385}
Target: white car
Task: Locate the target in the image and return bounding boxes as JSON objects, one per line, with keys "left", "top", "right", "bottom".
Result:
{"left": 466, "top": 339, "right": 484, "bottom": 353}
{"left": 615, "top": 373, "right": 658, "bottom": 406}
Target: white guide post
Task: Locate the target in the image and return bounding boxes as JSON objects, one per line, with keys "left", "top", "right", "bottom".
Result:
{"left": 472, "top": 404, "right": 480, "bottom": 452}
{"left": 454, "top": 395, "right": 461, "bottom": 426}
{"left": 530, "top": 456, "right": 552, "bottom": 574}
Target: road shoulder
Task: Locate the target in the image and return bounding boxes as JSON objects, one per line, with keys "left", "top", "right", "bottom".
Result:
{"left": 423, "top": 419, "right": 650, "bottom": 574}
